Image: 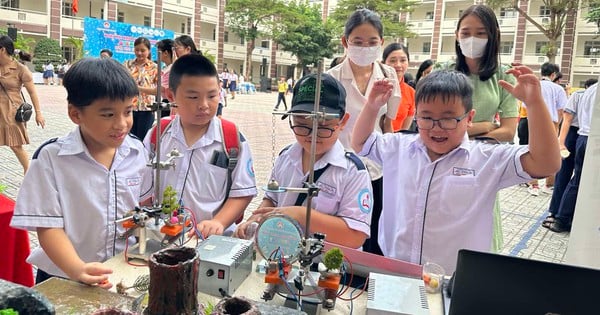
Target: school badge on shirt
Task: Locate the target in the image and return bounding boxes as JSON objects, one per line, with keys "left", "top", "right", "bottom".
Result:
{"left": 127, "top": 177, "right": 141, "bottom": 186}
{"left": 452, "top": 167, "right": 476, "bottom": 176}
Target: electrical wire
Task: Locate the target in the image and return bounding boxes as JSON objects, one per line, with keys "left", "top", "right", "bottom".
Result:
{"left": 336, "top": 277, "right": 368, "bottom": 301}
{"left": 336, "top": 255, "right": 353, "bottom": 297}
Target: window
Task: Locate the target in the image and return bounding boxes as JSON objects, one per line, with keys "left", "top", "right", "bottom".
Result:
{"left": 240, "top": 36, "right": 245, "bottom": 45}
{"left": 212, "top": 29, "right": 216, "bottom": 40}
{"left": 62, "top": 47, "right": 74, "bottom": 63}
{"left": 422, "top": 42, "right": 431, "bottom": 53}
{"left": 239, "top": 65, "right": 243, "bottom": 74}
{"left": 143, "top": 16, "right": 151, "bottom": 27}
{"left": 261, "top": 40, "right": 269, "bottom": 48}
{"left": 224, "top": 31, "right": 229, "bottom": 43}
{"left": 117, "top": 11, "right": 125, "bottom": 22}
{"left": 539, "top": 6, "right": 550, "bottom": 17}
{"left": 425, "top": 11, "right": 434, "bottom": 20}
{"left": 535, "top": 41, "right": 548, "bottom": 55}
{"left": 62, "top": 2, "right": 74, "bottom": 16}
{"left": 181, "top": 23, "right": 186, "bottom": 33}
{"left": 1, "top": 0, "right": 19, "bottom": 9}
{"left": 100, "top": 8, "right": 104, "bottom": 19}
{"left": 584, "top": 41, "right": 600, "bottom": 56}
{"left": 500, "top": 41, "right": 513, "bottom": 54}
{"left": 187, "top": 18, "right": 192, "bottom": 34}
{"left": 500, "top": 8, "right": 517, "bottom": 18}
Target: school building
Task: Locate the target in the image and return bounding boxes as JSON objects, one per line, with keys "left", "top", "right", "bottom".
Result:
{"left": 0, "top": 0, "right": 598, "bottom": 86}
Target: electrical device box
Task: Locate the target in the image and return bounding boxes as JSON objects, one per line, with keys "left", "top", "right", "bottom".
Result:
{"left": 367, "top": 272, "right": 430, "bottom": 315}
{"left": 196, "top": 235, "right": 253, "bottom": 297}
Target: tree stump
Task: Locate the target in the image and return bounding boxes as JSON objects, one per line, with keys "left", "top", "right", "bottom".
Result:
{"left": 145, "top": 247, "right": 199, "bottom": 315}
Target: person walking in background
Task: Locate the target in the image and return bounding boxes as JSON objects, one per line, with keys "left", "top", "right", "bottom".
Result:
{"left": 124, "top": 36, "right": 158, "bottom": 140}
{"left": 435, "top": 4, "right": 519, "bottom": 252}
{"left": 0, "top": 35, "right": 45, "bottom": 174}
{"left": 56, "top": 60, "right": 69, "bottom": 86}
{"left": 383, "top": 43, "right": 415, "bottom": 131}
{"left": 273, "top": 76, "right": 288, "bottom": 111}
{"left": 286, "top": 77, "right": 293, "bottom": 95}
{"left": 229, "top": 70, "right": 238, "bottom": 100}
{"left": 157, "top": 39, "right": 175, "bottom": 116}
{"left": 543, "top": 78, "right": 598, "bottom": 232}
{"left": 43, "top": 61, "right": 55, "bottom": 85}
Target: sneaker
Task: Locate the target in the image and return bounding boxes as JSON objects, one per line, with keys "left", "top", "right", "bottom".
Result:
{"left": 528, "top": 185, "right": 540, "bottom": 196}
{"left": 541, "top": 186, "right": 554, "bottom": 195}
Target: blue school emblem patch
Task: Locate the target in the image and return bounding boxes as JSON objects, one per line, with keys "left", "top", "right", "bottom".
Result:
{"left": 247, "top": 159, "right": 255, "bottom": 177}
{"left": 357, "top": 188, "right": 372, "bottom": 214}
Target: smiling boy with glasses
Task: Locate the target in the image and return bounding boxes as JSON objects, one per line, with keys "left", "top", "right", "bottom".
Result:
{"left": 351, "top": 67, "right": 561, "bottom": 273}
{"left": 235, "top": 73, "right": 373, "bottom": 249}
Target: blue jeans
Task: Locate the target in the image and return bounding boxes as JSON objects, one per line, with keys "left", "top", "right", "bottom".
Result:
{"left": 555, "top": 135, "right": 587, "bottom": 227}
{"left": 548, "top": 126, "right": 579, "bottom": 215}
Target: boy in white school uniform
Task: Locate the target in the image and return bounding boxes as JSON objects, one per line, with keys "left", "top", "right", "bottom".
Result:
{"left": 143, "top": 54, "right": 257, "bottom": 238}
{"left": 11, "top": 58, "right": 149, "bottom": 288}
{"left": 235, "top": 73, "right": 373, "bottom": 248}
{"left": 351, "top": 66, "right": 561, "bottom": 273}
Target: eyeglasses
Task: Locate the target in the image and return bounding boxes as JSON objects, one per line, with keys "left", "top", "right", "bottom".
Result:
{"left": 347, "top": 39, "right": 381, "bottom": 47}
{"left": 289, "top": 121, "right": 340, "bottom": 138}
{"left": 414, "top": 112, "right": 469, "bottom": 130}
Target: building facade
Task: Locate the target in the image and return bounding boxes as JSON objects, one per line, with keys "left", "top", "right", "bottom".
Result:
{"left": 401, "top": 0, "right": 599, "bottom": 87}
{"left": 0, "top": 0, "right": 297, "bottom": 84}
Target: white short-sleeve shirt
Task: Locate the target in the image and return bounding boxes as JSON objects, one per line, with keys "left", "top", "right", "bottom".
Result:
{"left": 575, "top": 83, "right": 597, "bottom": 136}
{"left": 11, "top": 128, "right": 149, "bottom": 278}
{"left": 565, "top": 90, "right": 586, "bottom": 127}
{"left": 523, "top": 80, "right": 567, "bottom": 123}
{"left": 359, "top": 132, "right": 532, "bottom": 273}
{"left": 265, "top": 141, "right": 373, "bottom": 240}
{"left": 143, "top": 116, "right": 257, "bottom": 233}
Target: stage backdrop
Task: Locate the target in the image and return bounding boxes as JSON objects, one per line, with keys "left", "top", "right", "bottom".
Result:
{"left": 83, "top": 17, "right": 175, "bottom": 64}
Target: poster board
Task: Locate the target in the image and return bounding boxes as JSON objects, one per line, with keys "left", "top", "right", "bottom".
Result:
{"left": 83, "top": 17, "right": 175, "bottom": 63}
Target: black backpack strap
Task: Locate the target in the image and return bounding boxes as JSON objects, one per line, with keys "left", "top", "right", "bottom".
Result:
{"left": 294, "top": 164, "right": 331, "bottom": 206}
{"left": 344, "top": 152, "right": 366, "bottom": 171}
{"left": 32, "top": 138, "right": 58, "bottom": 159}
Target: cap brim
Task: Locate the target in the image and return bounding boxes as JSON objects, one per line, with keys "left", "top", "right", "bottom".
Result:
{"left": 281, "top": 103, "right": 341, "bottom": 120}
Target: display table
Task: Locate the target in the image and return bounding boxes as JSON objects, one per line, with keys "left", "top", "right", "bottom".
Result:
{"left": 0, "top": 194, "right": 34, "bottom": 287}
{"left": 101, "top": 247, "right": 444, "bottom": 314}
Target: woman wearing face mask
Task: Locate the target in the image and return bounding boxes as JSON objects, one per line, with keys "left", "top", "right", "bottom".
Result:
{"left": 383, "top": 43, "right": 415, "bottom": 131}
{"left": 436, "top": 4, "right": 518, "bottom": 252}
{"left": 124, "top": 36, "right": 158, "bottom": 140}
{"left": 327, "top": 8, "right": 400, "bottom": 256}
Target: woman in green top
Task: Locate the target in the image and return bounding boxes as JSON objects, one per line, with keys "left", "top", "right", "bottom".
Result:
{"left": 436, "top": 4, "right": 519, "bottom": 251}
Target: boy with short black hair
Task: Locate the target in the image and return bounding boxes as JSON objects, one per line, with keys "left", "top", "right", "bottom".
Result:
{"left": 352, "top": 66, "right": 561, "bottom": 272}
{"left": 236, "top": 73, "right": 373, "bottom": 248}
{"left": 11, "top": 58, "right": 148, "bottom": 288}
{"left": 143, "top": 54, "right": 257, "bottom": 237}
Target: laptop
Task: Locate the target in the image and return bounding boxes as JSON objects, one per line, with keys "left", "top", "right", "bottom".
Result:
{"left": 448, "top": 249, "right": 600, "bottom": 315}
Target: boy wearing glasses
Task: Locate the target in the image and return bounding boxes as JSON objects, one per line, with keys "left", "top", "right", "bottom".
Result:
{"left": 351, "top": 67, "right": 561, "bottom": 273}
{"left": 236, "top": 74, "right": 373, "bottom": 249}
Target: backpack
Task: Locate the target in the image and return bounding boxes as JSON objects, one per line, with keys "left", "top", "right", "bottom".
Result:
{"left": 149, "top": 116, "right": 243, "bottom": 223}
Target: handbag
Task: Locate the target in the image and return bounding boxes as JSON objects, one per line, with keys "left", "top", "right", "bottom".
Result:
{"left": 0, "top": 80, "right": 33, "bottom": 122}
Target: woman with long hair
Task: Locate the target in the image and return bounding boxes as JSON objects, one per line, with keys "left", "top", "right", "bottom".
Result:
{"left": 383, "top": 43, "right": 415, "bottom": 131}
{"left": 0, "top": 35, "right": 45, "bottom": 173}
{"left": 173, "top": 35, "right": 200, "bottom": 58}
{"left": 124, "top": 36, "right": 157, "bottom": 139}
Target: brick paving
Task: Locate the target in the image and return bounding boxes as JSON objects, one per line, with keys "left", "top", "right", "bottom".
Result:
{"left": 1, "top": 85, "right": 570, "bottom": 272}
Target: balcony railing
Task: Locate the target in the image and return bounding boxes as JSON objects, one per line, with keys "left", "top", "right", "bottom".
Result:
{"left": 200, "top": 4, "right": 218, "bottom": 23}
{"left": 0, "top": 7, "right": 48, "bottom": 26}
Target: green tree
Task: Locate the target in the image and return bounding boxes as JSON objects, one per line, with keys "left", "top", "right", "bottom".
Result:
{"left": 330, "top": 0, "right": 416, "bottom": 40}
{"left": 0, "top": 29, "right": 36, "bottom": 53}
{"left": 273, "top": 1, "right": 336, "bottom": 75}
{"left": 64, "top": 36, "right": 83, "bottom": 61}
{"left": 33, "top": 38, "right": 62, "bottom": 72}
{"left": 485, "top": 0, "right": 592, "bottom": 64}
{"left": 586, "top": 1, "right": 600, "bottom": 33}
{"left": 225, "top": 0, "right": 286, "bottom": 78}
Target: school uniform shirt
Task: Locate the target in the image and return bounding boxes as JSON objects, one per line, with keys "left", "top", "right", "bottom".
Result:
{"left": 327, "top": 59, "right": 400, "bottom": 180}
{"left": 11, "top": 128, "right": 149, "bottom": 278}
{"left": 265, "top": 141, "right": 372, "bottom": 240}
{"left": 523, "top": 79, "right": 567, "bottom": 123}
{"left": 359, "top": 132, "right": 532, "bottom": 273}
{"left": 142, "top": 116, "right": 257, "bottom": 233}
{"left": 575, "top": 83, "right": 597, "bottom": 136}
{"left": 564, "top": 90, "right": 586, "bottom": 128}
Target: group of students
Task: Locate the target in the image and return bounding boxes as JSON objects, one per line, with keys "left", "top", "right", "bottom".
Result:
{"left": 10, "top": 5, "right": 568, "bottom": 289}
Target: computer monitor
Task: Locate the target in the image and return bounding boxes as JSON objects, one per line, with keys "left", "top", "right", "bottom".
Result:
{"left": 449, "top": 249, "right": 600, "bottom": 315}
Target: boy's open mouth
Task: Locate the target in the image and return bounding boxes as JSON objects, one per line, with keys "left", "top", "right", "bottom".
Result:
{"left": 431, "top": 136, "right": 447, "bottom": 143}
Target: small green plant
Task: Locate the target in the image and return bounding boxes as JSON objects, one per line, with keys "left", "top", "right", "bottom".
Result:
{"left": 323, "top": 248, "right": 344, "bottom": 271}
{"left": 0, "top": 183, "right": 7, "bottom": 194}
{"left": 201, "top": 301, "right": 214, "bottom": 315}
{"left": 0, "top": 308, "right": 19, "bottom": 315}
{"left": 161, "top": 185, "right": 178, "bottom": 215}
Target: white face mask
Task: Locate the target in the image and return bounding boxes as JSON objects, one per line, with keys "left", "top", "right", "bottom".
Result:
{"left": 458, "top": 37, "right": 488, "bottom": 59}
{"left": 346, "top": 45, "right": 381, "bottom": 67}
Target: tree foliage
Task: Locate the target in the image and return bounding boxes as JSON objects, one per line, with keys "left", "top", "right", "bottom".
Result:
{"left": 64, "top": 36, "right": 83, "bottom": 61}
{"left": 586, "top": 1, "right": 600, "bottom": 33}
{"left": 273, "top": 1, "right": 337, "bottom": 75}
{"left": 0, "top": 28, "right": 35, "bottom": 53}
{"left": 33, "top": 38, "right": 63, "bottom": 72}
{"left": 485, "top": 0, "right": 587, "bottom": 63}
{"left": 330, "top": 0, "right": 416, "bottom": 40}
{"left": 225, "top": 0, "right": 286, "bottom": 78}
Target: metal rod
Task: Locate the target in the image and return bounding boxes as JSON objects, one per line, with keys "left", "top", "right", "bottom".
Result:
{"left": 153, "top": 48, "right": 163, "bottom": 208}
{"left": 305, "top": 61, "right": 322, "bottom": 239}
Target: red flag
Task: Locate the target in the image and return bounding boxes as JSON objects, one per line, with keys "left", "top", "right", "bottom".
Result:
{"left": 72, "top": 0, "right": 79, "bottom": 14}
